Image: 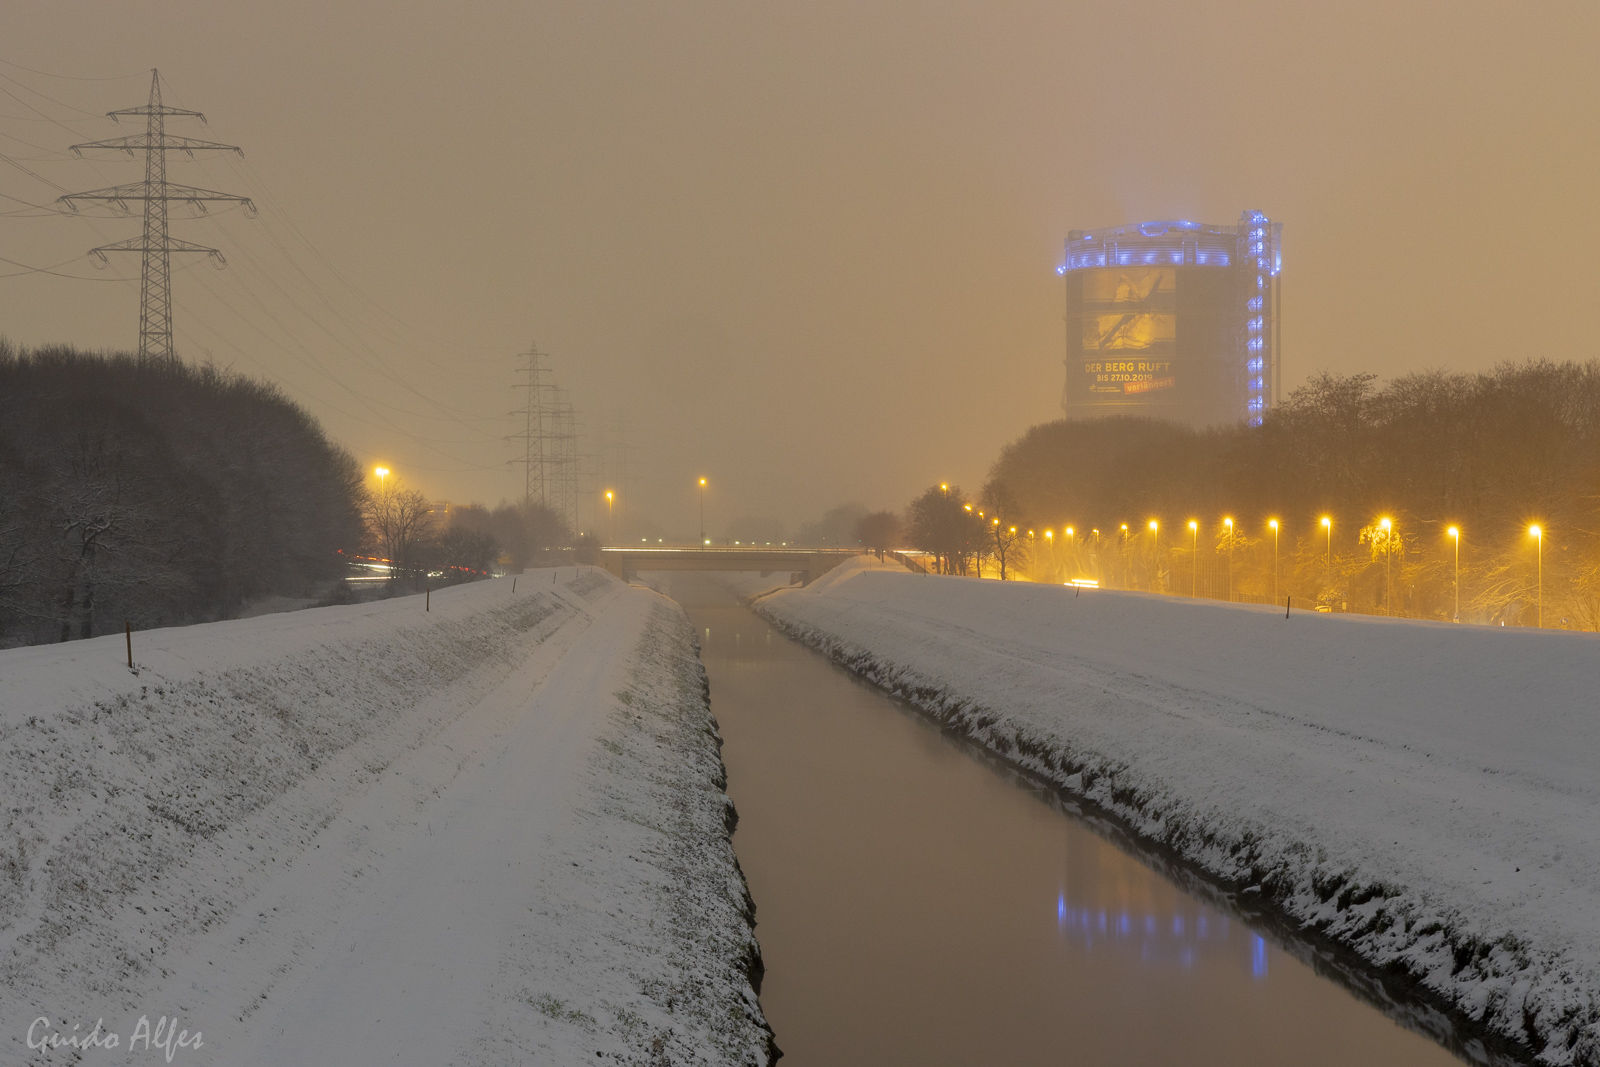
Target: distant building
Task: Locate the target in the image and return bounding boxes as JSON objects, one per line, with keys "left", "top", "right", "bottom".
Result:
{"left": 1058, "top": 212, "right": 1281, "bottom": 428}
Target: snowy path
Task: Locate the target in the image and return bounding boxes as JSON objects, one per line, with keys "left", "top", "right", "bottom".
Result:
{"left": 757, "top": 561, "right": 1600, "bottom": 1066}
{"left": 1, "top": 574, "right": 773, "bottom": 1065}
{"left": 166, "top": 583, "right": 642, "bottom": 1063}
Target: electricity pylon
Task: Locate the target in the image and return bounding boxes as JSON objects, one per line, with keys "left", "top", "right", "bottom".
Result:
{"left": 58, "top": 69, "right": 255, "bottom": 361}
{"left": 510, "top": 344, "right": 553, "bottom": 508}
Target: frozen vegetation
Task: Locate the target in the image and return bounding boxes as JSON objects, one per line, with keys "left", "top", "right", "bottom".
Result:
{"left": 0, "top": 570, "right": 774, "bottom": 1064}
{"left": 757, "top": 560, "right": 1600, "bottom": 1065}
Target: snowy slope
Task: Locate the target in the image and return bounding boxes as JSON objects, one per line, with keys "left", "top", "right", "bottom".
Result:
{"left": 757, "top": 562, "right": 1600, "bottom": 1065}
{"left": 0, "top": 571, "right": 774, "bottom": 1065}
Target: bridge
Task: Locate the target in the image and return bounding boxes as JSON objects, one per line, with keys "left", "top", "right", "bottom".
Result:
{"left": 597, "top": 546, "right": 861, "bottom": 586}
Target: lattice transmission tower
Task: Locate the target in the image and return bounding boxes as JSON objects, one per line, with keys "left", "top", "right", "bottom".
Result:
{"left": 510, "top": 344, "right": 555, "bottom": 507}
{"left": 508, "top": 345, "right": 583, "bottom": 534}
{"left": 58, "top": 69, "right": 254, "bottom": 361}
{"left": 551, "top": 388, "right": 581, "bottom": 535}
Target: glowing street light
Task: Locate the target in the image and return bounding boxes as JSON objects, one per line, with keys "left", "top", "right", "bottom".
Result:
{"left": 1223, "top": 517, "right": 1234, "bottom": 601}
{"left": 698, "top": 478, "right": 707, "bottom": 547}
{"left": 374, "top": 466, "right": 390, "bottom": 488}
{"left": 1188, "top": 520, "right": 1198, "bottom": 597}
{"left": 1379, "top": 517, "right": 1393, "bottom": 615}
{"left": 1268, "top": 519, "right": 1280, "bottom": 602}
{"left": 1530, "top": 524, "right": 1543, "bottom": 627}
{"left": 1447, "top": 526, "right": 1460, "bottom": 623}
{"left": 1321, "top": 516, "right": 1332, "bottom": 573}
{"left": 940, "top": 483, "right": 948, "bottom": 494}
{"left": 605, "top": 490, "right": 615, "bottom": 545}
{"left": 1149, "top": 520, "right": 1160, "bottom": 593}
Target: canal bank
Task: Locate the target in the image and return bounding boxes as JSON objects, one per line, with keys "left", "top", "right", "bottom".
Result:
{"left": 659, "top": 571, "right": 1478, "bottom": 1066}
{"left": 750, "top": 561, "right": 1598, "bottom": 1065}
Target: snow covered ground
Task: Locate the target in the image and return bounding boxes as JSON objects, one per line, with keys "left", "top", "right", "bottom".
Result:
{"left": 757, "top": 561, "right": 1600, "bottom": 1065}
{"left": 0, "top": 570, "right": 774, "bottom": 1065}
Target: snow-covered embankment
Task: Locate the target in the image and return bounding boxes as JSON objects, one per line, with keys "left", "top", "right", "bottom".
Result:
{"left": 756, "top": 561, "right": 1600, "bottom": 1065}
{"left": 0, "top": 571, "right": 775, "bottom": 1064}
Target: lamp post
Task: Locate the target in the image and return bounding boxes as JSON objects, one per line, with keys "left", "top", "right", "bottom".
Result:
{"left": 1321, "top": 516, "right": 1332, "bottom": 572}
{"left": 1188, "top": 520, "right": 1198, "bottom": 597}
{"left": 698, "top": 478, "right": 707, "bottom": 546}
{"left": 1379, "top": 517, "right": 1393, "bottom": 615}
{"left": 1269, "top": 519, "right": 1280, "bottom": 602}
{"left": 375, "top": 466, "right": 389, "bottom": 489}
{"left": 1448, "top": 526, "right": 1460, "bottom": 623}
{"left": 1223, "top": 517, "right": 1234, "bottom": 601}
{"left": 1148, "top": 520, "right": 1159, "bottom": 593}
{"left": 1530, "top": 524, "right": 1543, "bottom": 627}
{"left": 605, "top": 490, "right": 614, "bottom": 545}
{"left": 1120, "top": 523, "right": 1129, "bottom": 590}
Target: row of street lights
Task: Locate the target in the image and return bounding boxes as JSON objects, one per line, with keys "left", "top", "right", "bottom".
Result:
{"left": 1034, "top": 513, "right": 1548, "bottom": 626}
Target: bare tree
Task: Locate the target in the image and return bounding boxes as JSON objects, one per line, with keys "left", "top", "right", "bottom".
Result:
{"left": 433, "top": 522, "right": 499, "bottom": 584}
{"left": 979, "top": 479, "right": 1029, "bottom": 580}
{"left": 365, "top": 481, "right": 435, "bottom": 589}
{"left": 906, "top": 485, "right": 984, "bottom": 575}
{"left": 855, "top": 511, "right": 903, "bottom": 559}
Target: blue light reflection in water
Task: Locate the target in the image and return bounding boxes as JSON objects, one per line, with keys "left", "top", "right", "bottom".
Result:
{"left": 1055, "top": 894, "right": 1267, "bottom": 981}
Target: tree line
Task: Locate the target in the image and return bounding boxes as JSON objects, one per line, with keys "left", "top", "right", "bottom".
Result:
{"left": 0, "top": 344, "right": 579, "bottom": 648}
{"left": 362, "top": 483, "right": 571, "bottom": 590}
{"left": 897, "top": 360, "right": 1600, "bottom": 627}
{"left": 0, "top": 344, "right": 366, "bottom": 646}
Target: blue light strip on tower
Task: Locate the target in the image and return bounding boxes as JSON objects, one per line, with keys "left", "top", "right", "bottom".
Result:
{"left": 1057, "top": 212, "right": 1280, "bottom": 427}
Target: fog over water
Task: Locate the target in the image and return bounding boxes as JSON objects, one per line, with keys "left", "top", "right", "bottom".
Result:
{"left": 2, "top": 2, "right": 1595, "bottom": 534}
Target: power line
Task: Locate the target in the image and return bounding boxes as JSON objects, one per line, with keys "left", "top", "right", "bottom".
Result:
{"left": 0, "top": 58, "right": 147, "bottom": 83}
{"left": 0, "top": 252, "right": 125, "bottom": 280}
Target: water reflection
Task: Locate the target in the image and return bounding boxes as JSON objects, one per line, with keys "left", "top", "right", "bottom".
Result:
{"left": 1054, "top": 891, "right": 1263, "bottom": 977}
{"left": 1062, "top": 883, "right": 1273, "bottom": 991}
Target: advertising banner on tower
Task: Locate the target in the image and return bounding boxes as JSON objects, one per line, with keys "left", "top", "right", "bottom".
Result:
{"left": 1078, "top": 269, "right": 1177, "bottom": 396}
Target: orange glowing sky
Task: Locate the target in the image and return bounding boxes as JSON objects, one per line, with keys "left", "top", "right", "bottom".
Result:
{"left": 2, "top": 2, "right": 1595, "bottom": 535}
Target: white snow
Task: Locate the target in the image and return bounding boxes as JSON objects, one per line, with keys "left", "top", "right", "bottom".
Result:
{"left": 757, "top": 561, "right": 1600, "bottom": 1065}
{"left": 0, "top": 570, "right": 773, "bottom": 1065}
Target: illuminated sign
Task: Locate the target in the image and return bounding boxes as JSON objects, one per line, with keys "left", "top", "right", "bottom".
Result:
{"left": 1061, "top": 213, "right": 1280, "bottom": 427}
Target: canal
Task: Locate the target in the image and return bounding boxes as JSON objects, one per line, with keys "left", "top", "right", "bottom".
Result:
{"left": 662, "top": 573, "right": 1473, "bottom": 1066}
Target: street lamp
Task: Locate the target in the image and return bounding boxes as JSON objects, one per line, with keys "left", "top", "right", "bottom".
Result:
{"left": 605, "top": 490, "right": 614, "bottom": 545}
{"left": 1379, "top": 517, "right": 1393, "bottom": 615}
{"left": 1321, "top": 516, "right": 1332, "bottom": 572}
{"left": 940, "top": 483, "right": 948, "bottom": 495}
{"left": 374, "top": 466, "right": 389, "bottom": 488}
{"left": 1188, "top": 520, "right": 1198, "bottom": 597}
{"left": 698, "top": 478, "right": 707, "bottom": 546}
{"left": 1223, "top": 517, "right": 1234, "bottom": 601}
{"left": 1448, "top": 526, "right": 1460, "bottom": 623}
{"left": 1530, "top": 524, "right": 1543, "bottom": 627}
{"left": 1149, "top": 520, "right": 1159, "bottom": 593}
{"left": 1268, "top": 519, "right": 1280, "bottom": 602}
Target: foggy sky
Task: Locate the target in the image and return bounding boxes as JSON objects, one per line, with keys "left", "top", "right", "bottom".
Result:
{"left": 3, "top": 2, "right": 1596, "bottom": 538}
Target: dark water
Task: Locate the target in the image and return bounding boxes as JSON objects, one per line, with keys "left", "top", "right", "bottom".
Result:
{"left": 665, "top": 574, "right": 1469, "bottom": 1067}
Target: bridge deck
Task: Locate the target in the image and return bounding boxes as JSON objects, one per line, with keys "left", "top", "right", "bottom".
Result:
{"left": 597, "top": 547, "right": 859, "bottom": 584}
